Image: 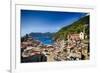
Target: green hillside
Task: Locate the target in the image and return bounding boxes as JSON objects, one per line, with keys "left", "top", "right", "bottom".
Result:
{"left": 53, "top": 15, "right": 90, "bottom": 40}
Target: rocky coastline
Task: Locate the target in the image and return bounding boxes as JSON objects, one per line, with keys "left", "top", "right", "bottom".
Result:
{"left": 21, "top": 32, "right": 89, "bottom": 63}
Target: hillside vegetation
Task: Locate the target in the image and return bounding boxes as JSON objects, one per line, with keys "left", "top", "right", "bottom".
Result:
{"left": 54, "top": 15, "right": 90, "bottom": 40}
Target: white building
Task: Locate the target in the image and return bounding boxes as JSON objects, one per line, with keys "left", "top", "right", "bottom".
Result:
{"left": 79, "top": 32, "right": 84, "bottom": 40}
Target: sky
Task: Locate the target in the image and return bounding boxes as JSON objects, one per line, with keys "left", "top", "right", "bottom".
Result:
{"left": 21, "top": 10, "right": 87, "bottom": 36}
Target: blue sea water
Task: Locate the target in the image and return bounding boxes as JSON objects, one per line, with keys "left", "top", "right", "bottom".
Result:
{"left": 33, "top": 36, "right": 54, "bottom": 45}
